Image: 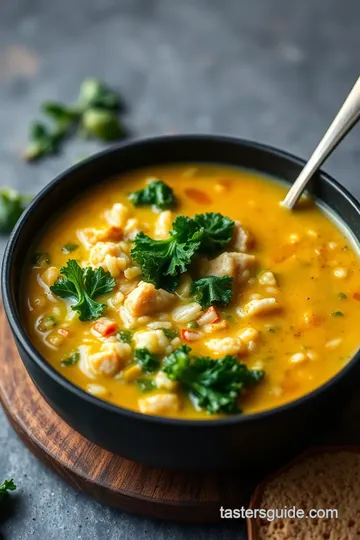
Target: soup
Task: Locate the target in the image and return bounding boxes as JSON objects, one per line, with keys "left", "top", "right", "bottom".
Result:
{"left": 22, "top": 165, "right": 360, "bottom": 419}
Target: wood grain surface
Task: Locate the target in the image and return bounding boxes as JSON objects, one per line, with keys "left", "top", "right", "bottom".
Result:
{"left": 1, "top": 303, "right": 360, "bottom": 522}
{"left": 0, "top": 304, "right": 255, "bottom": 522}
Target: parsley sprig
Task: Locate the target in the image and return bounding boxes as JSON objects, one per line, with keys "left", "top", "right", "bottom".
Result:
{"left": 50, "top": 260, "right": 115, "bottom": 321}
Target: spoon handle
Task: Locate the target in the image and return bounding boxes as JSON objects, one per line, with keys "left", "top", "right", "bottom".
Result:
{"left": 282, "top": 77, "right": 360, "bottom": 209}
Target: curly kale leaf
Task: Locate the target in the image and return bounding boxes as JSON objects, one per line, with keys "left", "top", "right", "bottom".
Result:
{"left": 191, "top": 275, "right": 233, "bottom": 308}
{"left": 194, "top": 212, "right": 234, "bottom": 255}
{"left": 128, "top": 179, "right": 176, "bottom": 211}
{"left": 163, "top": 345, "right": 264, "bottom": 414}
{"left": 131, "top": 216, "right": 203, "bottom": 291}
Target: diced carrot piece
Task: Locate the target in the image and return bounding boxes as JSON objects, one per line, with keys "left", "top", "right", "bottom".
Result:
{"left": 353, "top": 292, "right": 360, "bottom": 301}
{"left": 197, "top": 306, "right": 220, "bottom": 325}
{"left": 184, "top": 188, "right": 212, "bottom": 204}
{"left": 93, "top": 319, "right": 118, "bottom": 337}
{"left": 58, "top": 328, "right": 70, "bottom": 338}
{"left": 181, "top": 329, "right": 203, "bottom": 342}
{"left": 104, "top": 226, "right": 123, "bottom": 242}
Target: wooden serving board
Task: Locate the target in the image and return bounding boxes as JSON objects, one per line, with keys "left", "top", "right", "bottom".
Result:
{"left": 0, "top": 305, "right": 255, "bottom": 522}
{"left": 1, "top": 304, "right": 360, "bottom": 522}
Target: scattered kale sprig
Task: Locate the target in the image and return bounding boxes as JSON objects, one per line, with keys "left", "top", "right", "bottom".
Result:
{"left": 0, "top": 479, "right": 16, "bottom": 502}
{"left": 191, "top": 275, "right": 233, "bottom": 308}
{"left": 24, "top": 79, "right": 125, "bottom": 161}
{"left": 50, "top": 259, "right": 115, "bottom": 321}
{"left": 162, "top": 345, "right": 264, "bottom": 414}
{"left": 0, "top": 188, "right": 31, "bottom": 234}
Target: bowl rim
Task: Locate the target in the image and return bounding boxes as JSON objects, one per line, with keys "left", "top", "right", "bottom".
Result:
{"left": 3, "top": 133, "right": 360, "bottom": 427}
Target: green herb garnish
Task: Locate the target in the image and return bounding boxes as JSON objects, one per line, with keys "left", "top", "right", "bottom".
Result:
{"left": 136, "top": 378, "right": 157, "bottom": 393}
{"left": 0, "top": 188, "right": 31, "bottom": 234}
{"left": 38, "top": 315, "right": 57, "bottom": 332}
{"left": 135, "top": 348, "right": 160, "bottom": 373}
{"left": 194, "top": 212, "right": 234, "bottom": 255}
{"left": 116, "top": 330, "right": 133, "bottom": 345}
{"left": 267, "top": 325, "right": 279, "bottom": 333}
{"left": 50, "top": 259, "right": 115, "bottom": 321}
{"left": 191, "top": 275, "right": 233, "bottom": 309}
{"left": 61, "top": 351, "right": 80, "bottom": 367}
{"left": 331, "top": 310, "right": 344, "bottom": 317}
{"left": 162, "top": 328, "right": 179, "bottom": 340}
{"left": 62, "top": 242, "right": 79, "bottom": 254}
{"left": 131, "top": 216, "right": 203, "bottom": 291}
{"left": 162, "top": 345, "right": 264, "bottom": 414}
{"left": 128, "top": 179, "right": 176, "bottom": 211}
{"left": 24, "top": 79, "right": 125, "bottom": 161}
{"left": 337, "top": 292, "right": 347, "bottom": 300}
{"left": 0, "top": 479, "right": 16, "bottom": 501}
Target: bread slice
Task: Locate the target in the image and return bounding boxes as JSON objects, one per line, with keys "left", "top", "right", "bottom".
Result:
{"left": 247, "top": 446, "right": 360, "bottom": 540}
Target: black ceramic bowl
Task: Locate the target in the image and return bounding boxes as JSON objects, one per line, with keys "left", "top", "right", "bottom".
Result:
{"left": 2, "top": 135, "right": 360, "bottom": 470}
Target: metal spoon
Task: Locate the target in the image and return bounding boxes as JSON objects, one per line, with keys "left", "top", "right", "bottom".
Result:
{"left": 282, "top": 76, "right": 360, "bottom": 209}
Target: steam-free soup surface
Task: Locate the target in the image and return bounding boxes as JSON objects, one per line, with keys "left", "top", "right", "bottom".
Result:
{"left": 23, "top": 165, "right": 360, "bottom": 418}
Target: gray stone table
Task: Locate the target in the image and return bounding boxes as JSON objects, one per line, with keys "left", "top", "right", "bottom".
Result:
{"left": 1, "top": 0, "right": 360, "bottom": 538}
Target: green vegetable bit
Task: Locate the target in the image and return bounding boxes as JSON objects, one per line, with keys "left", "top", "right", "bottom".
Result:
{"left": 38, "top": 315, "right": 57, "bottom": 332}
{"left": 186, "top": 320, "right": 199, "bottom": 329}
{"left": 50, "top": 259, "right": 115, "bottom": 321}
{"left": 331, "top": 310, "right": 344, "bottom": 317}
{"left": 162, "top": 328, "right": 179, "bottom": 340}
{"left": 191, "top": 275, "right": 233, "bottom": 309}
{"left": 61, "top": 351, "right": 80, "bottom": 367}
{"left": 136, "top": 378, "right": 157, "bottom": 393}
{"left": 0, "top": 187, "right": 31, "bottom": 234}
{"left": 128, "top": 179, "right": 176, "bottom": 211}
{"left": 337, "top": 292, "right": 347, "bottom": 300}
{"left": 194, "top": 212, "right": 234, "bottom": 255}
{"left": 24, "top": 121, "right": 66, "bottom": 160}
{"left": 77, "top": 78, "right": 121, "bottom": 110}
{"left": 267, "top": 326, "right": 277, "bottom": 333}
{"left": 0, "top": 479, "right": 16, "bottom": 501}
{"left": 116, "top": 330, "right": 133, "bottom": 344}
{"left": 135, "top": 348, "right": 160, "bottom": 373}
{"left": 131, "top": 216, "right": 203, "bottom": 291}
{"left": 81, "top": 108, "right": 123, "bottom": 141}
{"left": 163, "top": 345, "right": 264, "bottom": 414}
{"left": 32, "top": 252, "right": 51, "bottom": 266}
{"left": 62, "top": 242, "right": 79, "bottom": 254}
